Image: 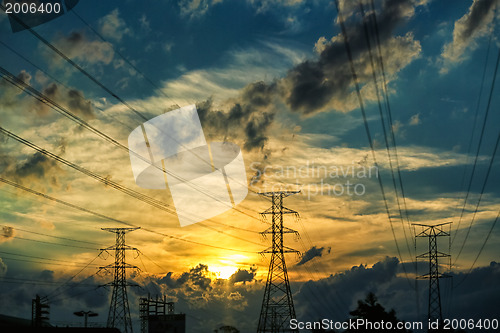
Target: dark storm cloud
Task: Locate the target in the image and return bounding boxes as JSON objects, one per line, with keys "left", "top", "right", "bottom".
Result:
{"left": 442, "top": 0, "right": 499, "bottom": 66}
{"left": 35, "top": 82, "right": 95, "bottom": 120}
{"left": 457, "top": 0, "right": 497, "bottom": 40}
{"left": 45, "top": 31, "right": 114, "bottom": 65}
{"left": 16, "top": 70, "right": 32, "bottom": 84}
{"left": 0, "top": 270, "right": 108, "bottom": 320}
{"left": 296, "top": 246, "right": 331, "bottom": 266}
{"left": 159, "top": 263, "right": 212, "bottom": 291}
{"left": 197, "top": 84, "right": 277, "bottom": 151}
{"left": 229, "top": 267, "right": 257, "bottom": 284}
{"left": 450, "top": 261, "right": 500, "bottom": 319}
{"left": 294, "top": 257, "right": 500, "bottom": 325}
{"left": 10, "top": 152, "right": 61, "bottom": 184}
{"left": 284, "top": 0, "right": 422, "bottom": 114}
{"left": 145, "top": 263, "right": 264, "bottom": 331}
{"left": 0, "top": 71, "right": 31, "bottom": 107}
{"left": 67, "top": 89, "right": 94, "bottom": 120}
{"left": 196, "top": 0, "right": 422, "bottom": 151}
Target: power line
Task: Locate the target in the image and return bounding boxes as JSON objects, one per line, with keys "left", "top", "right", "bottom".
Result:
{"left": 1, "top": 234, "right": 98, "bottom": 250}
{"left": 366, "top": 0, "right": 420, "bottom": 317}
{"left": 0, "top": 250, "right": 100, "bottom": 266}
{"left": 453, "top": 128, "right": 500, "bottom": 266}
{"left": 360, "top": 1, "right": 414, "bottom": 263}
{"left": 45, "top": 253, "right": 103, "bottom": 300}
{"left": 0, "top": 277, "right": 97, "bottom": 287}
{"left": 334, "top": 0, "right": 413, "bottom": 288}
{"left": 0, "top": 66, "right": 262, "bottom": 227}
{"left": 0, "top": 224, "right": 103, "bottom": 246}
{"left": 454, "top": 210, "right": 499, "bottom": 288}
{"left": 369, "top": 0, "right": 413, "bottom": 236}
{"left": 453, "top": 12, "right": 496, "bottom": 234}
{"left": 2, "top": 1, "right": 272, "bottom": 215}
{"left": 0, "top": 176, "right": 258, "bottom": 253}
{"left": 0, "top": 39, "right": 137, "bottom": 132}
{"left": 0, "top": 256, "right": 99, "bottom": 268}
{"left": 453, "top": 45, "right": 500, "bottom": 245}
{"left": 0, "top": 123, "right": 261, "bottom": 242}
{"left": 0, "top": 8, "right": 266, "bottom": 218}
{"left": 70, "top": 9, "right": 181, "bottom": 106}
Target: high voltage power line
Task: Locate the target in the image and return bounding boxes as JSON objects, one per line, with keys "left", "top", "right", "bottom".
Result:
{"left": 0, "top": 65, "right": 265, "bottom": 231}
{"left": 360, "top": 0, "right": 414, "bottom": 262}
{"left": 0, "top": 177, "right": 259, "bottom": 254}
{"left": 0, "top": 123, "right": 262, "bottom": 246}
{"left": 453, "top": 39, "right": 500, "bottom": 247}
{"left": 1, "top": 3, "right": 272, "bottom": 212}
{"left": 334, "top": 0, "right": 413, "bottom": 289}
{"left": 452, "top": 8, "right": 497, "bottom": 239}
{"left": 0, "top": 3, "right": 497, "bottom": 327}
{"left": 0, "top": 4, "right": 277, "bottom": 271}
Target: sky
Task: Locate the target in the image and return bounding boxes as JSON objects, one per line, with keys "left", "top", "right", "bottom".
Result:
{"left": 0, "top": 0, "right": 499, "bottom": 332}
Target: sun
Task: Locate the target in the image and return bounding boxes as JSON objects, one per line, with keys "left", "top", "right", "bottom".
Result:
{"left": 210, "top": 265, "right": 239, "bottom": 279}
{"left": 208, "top": 255, "right": 249, "bottom": 279}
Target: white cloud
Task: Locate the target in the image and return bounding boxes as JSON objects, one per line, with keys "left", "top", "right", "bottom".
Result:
{"left": 138, "top": 41, "right": 305, "bottom": 106}
{"left": 247, "top": 0, "right": 304, "bottom": 13}
{"left": 163, "top": 42, "right": 174, "bottom": 53}
{"left": 99, "top": 9, "right": 131, "bottom": 42}
{"left": 179, "top": 0, "right": 224, "bottom": 18}
{"left": 440, "top": 0, "right": 499, "bottom": 73}
{"left": 139, "top": 14, "right": 151, "bottom": 32}
{"left": 409, "top": 113, "right": 420, "bottom": 125}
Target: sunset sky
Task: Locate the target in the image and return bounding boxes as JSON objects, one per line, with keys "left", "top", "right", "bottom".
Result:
{"left": 0, "top": 0, "right": 499, "bottom": 332}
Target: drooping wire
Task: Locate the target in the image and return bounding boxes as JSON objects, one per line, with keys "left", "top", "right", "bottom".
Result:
{"left": 3, "top": 1, "right": 276, "bottom": 218}
{"left": 0, "top": 5, "right": 269, "bottom": 211}
{"left": 0, "top": 64, "right": 265, "bottom": 231}
{"left": 454, "top": 210, "right": 499, "bottom": 288}
{"left": 367, "top": 0, "right": 420, "bottom": 318}
{"left": 334, "top": 0, "right": 413, "bottom": 288}
{"left": 453, "top": 128, "right": 500, "bottom": 266}
{"left": 0, "top": 176, "right": 259, "bottom": 254}
{"left": 452, "top": 12, "right": 495, "bottom": 236}
{"left": 453, "top": 45, "right": 500, "bottom": 246}
{"left": 0, "top": 223, "right": 104, "bottom": 246}
{"left": 0, "top": 123, "right": 262, "bottom": 243}
{"left": 360, "top": 1, "right": 414, "bottom": 261}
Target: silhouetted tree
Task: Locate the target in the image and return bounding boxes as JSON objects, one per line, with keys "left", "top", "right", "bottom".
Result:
{"left": 344, "top": 292, "right": 412, "bottom": 332}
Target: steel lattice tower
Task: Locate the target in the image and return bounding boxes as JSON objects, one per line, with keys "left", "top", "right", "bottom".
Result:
{"left": 100, "top": 227, "right": 140, "bottom": 333}
{"left": 413, "top": 223, "right": 451, "bottom": 330}
{"left": 257, "top": 191, "right": 300, "bottom": 333}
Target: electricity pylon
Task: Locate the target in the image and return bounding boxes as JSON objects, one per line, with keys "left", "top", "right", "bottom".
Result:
{"left": 100, "top": 227, "right": 140, "bottom": 333}
{"left": 413, "top": 222, "right": 451, "bottom": 329}
{"left": 257, "top": 191, "right": 300, "bottom": 333}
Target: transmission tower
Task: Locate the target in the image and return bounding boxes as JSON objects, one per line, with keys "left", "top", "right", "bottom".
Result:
{"left": 257, "top": 191, "right": 300, "bottom": 333}
{"left": 100, "top": 227, "right": 140, "bottom": 333}
{"left": 413, "top": 222, "right": 451, "bottom": 329}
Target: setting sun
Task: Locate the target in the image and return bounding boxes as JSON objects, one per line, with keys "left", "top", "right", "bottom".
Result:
{"left": 210, "top": 265, "right": 239, "bottom": 280}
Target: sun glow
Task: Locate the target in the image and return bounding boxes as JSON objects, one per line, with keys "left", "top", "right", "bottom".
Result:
{"left": 208, "top": 255, "right": 249, "bottom": 279}
{"left": 210, "top": 265, "right": 239, "bottom": 279}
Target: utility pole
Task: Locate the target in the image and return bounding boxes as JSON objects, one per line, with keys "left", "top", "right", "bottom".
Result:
{"left": 413, "top": 222, "right": 451, "bottom": 331}
{"left": 32, "top": 294, "right": 49, "bottom": 328}
{"left": 100, "top": 227, "right": 140, "bottom": 333}
{"left": 257, "top": 191, "right": 300, "bottom": 333}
